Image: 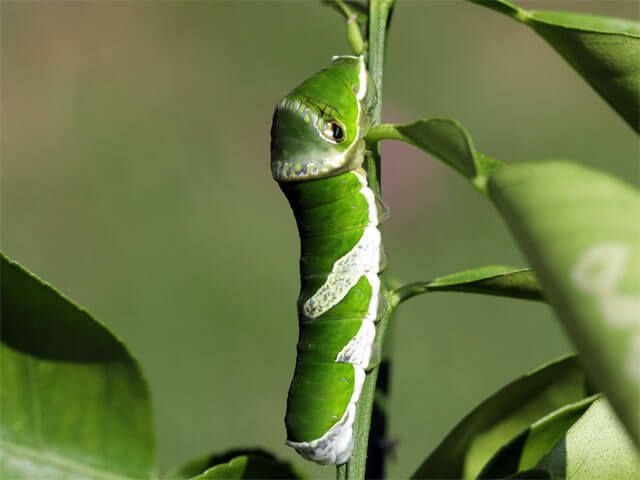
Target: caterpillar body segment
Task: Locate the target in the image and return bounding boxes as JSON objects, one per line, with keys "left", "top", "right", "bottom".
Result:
{"left": 271, "top": 56, "right": 385, "bottom": 465}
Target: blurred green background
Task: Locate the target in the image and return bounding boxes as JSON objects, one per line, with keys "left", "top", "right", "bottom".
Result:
{"left": 2, "top": 1, "right": 638, "bottom": 478}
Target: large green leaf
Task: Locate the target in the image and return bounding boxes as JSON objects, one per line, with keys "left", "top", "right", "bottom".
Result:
{"left": 0, "top": 253, "right": 156, "bottom": 479}
{"left": 477, "top": 394, "right": 600, "bottom": 478}
{"left": 468, "top": 0, "right": 640, "bottom": 132}
{"left": 164, "top": 449, "right": 306, "bottom": 480}
{"left": 411, "top": 355, "right": 595, "bottom": 479}
{"left": 488, "top": 161, "right": 640, "bottom": 446}
{"left": 365, "top": 119, "right": 503, "bottom": 195}
{"left": 535, "top": 398, "right": 640, "bottom": 479}
{"left": 392, "top": 266, "right": 543, "bottom": 303}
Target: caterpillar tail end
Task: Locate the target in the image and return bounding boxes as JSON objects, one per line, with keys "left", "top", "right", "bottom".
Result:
{"left": 286, "top": 404, "right": 356, "bottom": 465}
{"left": 286, "top": 366, "right": 366, "bottom": 465}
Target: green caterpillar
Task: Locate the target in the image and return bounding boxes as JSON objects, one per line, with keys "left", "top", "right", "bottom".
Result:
{"left": 270, "top": 56, "right": 385, "bottom": 465}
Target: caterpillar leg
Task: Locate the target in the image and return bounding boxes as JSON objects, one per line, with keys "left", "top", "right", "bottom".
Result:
{"left": 366, "top": 343, "right": 382, "bottom": 371}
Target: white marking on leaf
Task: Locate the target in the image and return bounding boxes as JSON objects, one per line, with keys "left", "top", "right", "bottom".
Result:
{"left": 572, "top": 243, "right": 640, "bottom": 383}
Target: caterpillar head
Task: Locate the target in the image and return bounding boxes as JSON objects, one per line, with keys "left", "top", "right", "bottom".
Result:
{"left": 271, "top": 56, "right": 373, "bottom": 182}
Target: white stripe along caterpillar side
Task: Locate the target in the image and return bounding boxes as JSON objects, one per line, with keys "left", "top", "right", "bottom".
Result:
{"left": 270, "top": 56, "right": 387, "bottom": 465}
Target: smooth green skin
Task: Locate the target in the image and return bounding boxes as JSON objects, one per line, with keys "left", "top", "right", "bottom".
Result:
{"left": 287, "top": 57, "right": 364, "bottom": 152}
{"left": 286, "top": 360, "right": 357, "bottom": 442}
{"left": 283, "top": 173, "right": 380, "bottom": 443}
{"left": 296, "top": 319, "right": 363, "bottom": 364}
{"left": 280, "top": 169, "right": 363, "bottom": 205}
{"left": 292, "top": 193, "right": 371, "bottom": 237}
{"left": 0, "top": 253, "right": 155, "bottom": 479}
{"left": 393, "top": 266, "right": 543, "bottom": 302}
{"left": 412, "top": 354, "right": 595, "bottom": 480}
{"left": 271, "top": 107, "right": 343, "bottom": 178}
{"left": 273, "top": 58, "right": 380, "bottom": 447}
{"left": 271, "top": 57, "right": 373, "bottom": 181}
{"left": 477, "top": 394, "right": 600, "bottom": 478}
{"left": 488, "top": 161, "right": 640, "bottom": 446}
{"left": 165, "top": 450, "right": 306, "bottom": 480}
{"left": 468, "top": 0, "right": 640, "bottom": 132}
{"left": 536, "top": 398, "right": 640, "bottom": 479}
{"left": 300, "top": 229, "right": 363, "bottom": 275}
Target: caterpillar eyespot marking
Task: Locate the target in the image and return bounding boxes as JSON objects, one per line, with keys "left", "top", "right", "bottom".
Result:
{"left": 271, "top": 55, "right": 385, "bottom": 465}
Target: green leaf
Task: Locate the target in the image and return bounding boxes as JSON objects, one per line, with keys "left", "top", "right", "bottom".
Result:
{"left": 0, "top": 253, "right": 156, "bottom": 479}
{"left": 165, "top": 453, "right": 218, "bottom": 479}
{"left": 468, "top": 0, "right": 640, "bottom": 132}
{"left": 365, "top": 119, "right": 503, "bottom": 195}
{"left": 393, "top": 266, "right": 543, "bottom": 304}
{"left": 488, "top": 161, "right": 640, "bottom": 446}
{"left": 536, "top": 398, "right": 640, "bottom": 479}
{"left": 467, "top": 0, "right": 519, "bottom": 17}
{"left": 477, "top": 394, "right": 600, "bottom": 478}
{"left": 165, "top": 450, "right": 306, "bottom": 480}
{"left": 411, "top": 354, "right": 595, "bottom": 479}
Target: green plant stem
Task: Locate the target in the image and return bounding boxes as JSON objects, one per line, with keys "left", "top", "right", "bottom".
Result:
{"left": 345, "top": 294, "right": 396, "bottom": 480}
{"left": 365, "top": 313, "right": 396, "bottom": 479}
{"left": 332, "top": 0, "right": 366, "bottom": 54}
{"left": 366, "top": 0, "right": 394, "bottom": 189}
{"left": 365, "top": 123, "right": 400, "bottom": 144}
{"left": 369, "top": 0, "right": 393, "bottom": 128}
{"left": 336, "top": 2, "right": 395, "bottom": 480}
